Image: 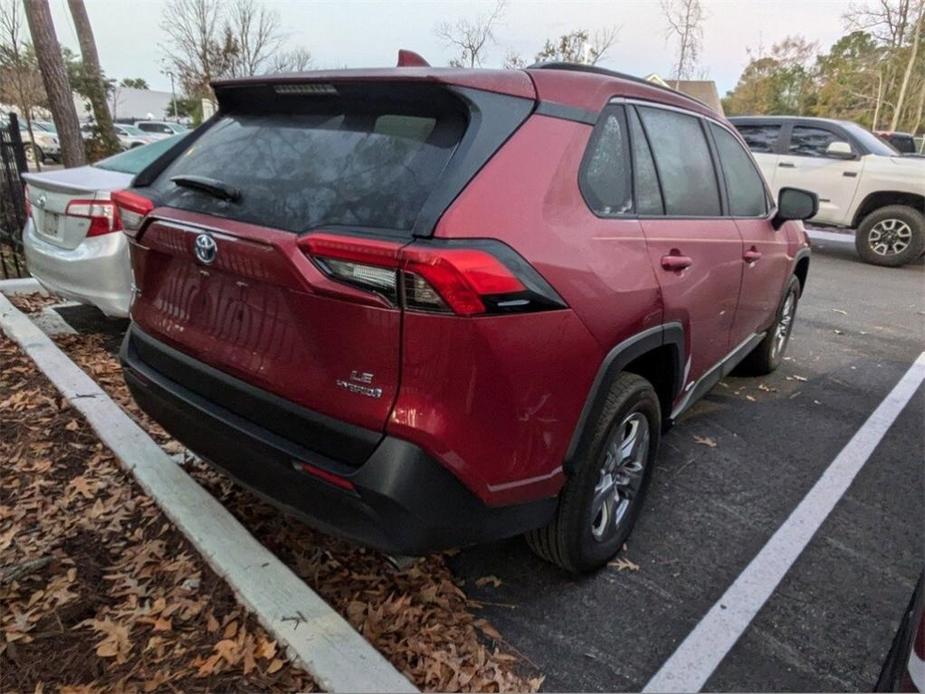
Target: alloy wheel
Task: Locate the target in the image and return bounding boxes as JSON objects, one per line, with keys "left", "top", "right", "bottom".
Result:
{"left": 591, "top": 412, "right": 650, "bottom": 542}
{"left": 868, "top": 219, "right": 912, "bottom": 256}
{"left": 771, "top": 291, "right": 796, "bottom": 360}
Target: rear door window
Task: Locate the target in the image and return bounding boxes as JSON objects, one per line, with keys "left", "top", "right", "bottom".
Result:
{"left": 735, "top": 124, "right": 781, "bottom": 153}
{"left": 149, "top": 88, "right": 467, "bottom": 234}
{"left": 788, "top": 126, "right": 845, "bottom": 157}
{"left": 637, "top": 106, "right": 721, "bottom": 217}
{"left": 627, "top": 108, "right": 664, "bottom": 215}
{"left": 710, "top": 124, "right": 769, "bottom": 217}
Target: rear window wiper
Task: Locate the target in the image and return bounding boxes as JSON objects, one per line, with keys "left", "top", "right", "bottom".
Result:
{"left": 171, "top": 175, "right": 241, "bottom": 202}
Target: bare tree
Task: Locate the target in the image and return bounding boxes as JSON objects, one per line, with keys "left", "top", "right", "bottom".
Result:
{"left": 660, "top": 0, "right": 707, "bottom": 82}
{"left": 23, "top": 0, "right": 85, "bottom": 167}
{"left": 502, "top": 50, "right": 526, "bottom": 69}
{"left": 160, "top": 0, "right": 224, "bottom": 97}
{"left": 435, "top": 0, "right": 506, "bottom": 67}
{"left": 534, "top": 28, "right": 619, "bottom": 65}
{"left": 225, "top": 0, "right": 284, "bottom": 77}
{"left": 268, "top": 47, "right": 313, "bottom": 73}
{"left": 846, "top": 0, "right": 914, "bottom": 46}
{"left": 890, "top": 0, "right": 924, "bottom": 128}
{"left": 0, "top": 0, "right": 45, "bottom": 169}
{"left": 66, "top": 0, "right": 119, "bottom": 156}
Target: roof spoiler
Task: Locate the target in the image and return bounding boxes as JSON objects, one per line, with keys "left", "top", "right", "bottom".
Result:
{"left": 397, "top": 49, "right": 430, "bottom": 67}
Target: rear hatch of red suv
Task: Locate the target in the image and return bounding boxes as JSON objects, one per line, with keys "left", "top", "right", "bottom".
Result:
{"left": 120, "top": 76, "right": 535, "bottom": 468}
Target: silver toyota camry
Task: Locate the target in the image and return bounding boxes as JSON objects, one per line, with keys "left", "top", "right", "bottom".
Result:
{"left": 23, "top": 135, "right": 181, "bottom": 317}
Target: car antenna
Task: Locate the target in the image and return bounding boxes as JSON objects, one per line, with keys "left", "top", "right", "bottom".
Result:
{"left": 397, "top": 49, "right": 430, "bottom": 67}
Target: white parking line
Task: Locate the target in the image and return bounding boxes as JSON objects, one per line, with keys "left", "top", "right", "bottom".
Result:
{"left": 644, "top": 352, "right": 925, "bottom": 693}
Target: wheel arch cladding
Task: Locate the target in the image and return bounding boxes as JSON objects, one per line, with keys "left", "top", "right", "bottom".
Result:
{"left": 794, "top": 251, "right": 810, "bottom": 296}
{"left": 852, "top": 191, "right": 925, "bottom": 228}
{"left": 563, "top": 323, "right": 684, "bottom": 474}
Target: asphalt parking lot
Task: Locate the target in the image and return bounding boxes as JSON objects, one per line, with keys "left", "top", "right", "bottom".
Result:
{"left": 451, "top": 237, "right": 924, "bottom": 691}
{"left": 39, "top": 234, "right": 924, "bottom": 692}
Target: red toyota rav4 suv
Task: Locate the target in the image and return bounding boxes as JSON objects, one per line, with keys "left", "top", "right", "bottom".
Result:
{"left": 115, "top": 62, "right": 815, "bottom": 572}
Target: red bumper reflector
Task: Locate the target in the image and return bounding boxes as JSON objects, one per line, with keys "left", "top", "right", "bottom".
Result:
{"left": 293, "top": 461, "right": 356, "bottom": 491}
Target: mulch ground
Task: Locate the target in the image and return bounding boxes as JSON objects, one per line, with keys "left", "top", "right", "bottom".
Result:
{"left": 0, "top": 335, "right": 316, "bottom": 693}
{"left": 2, "top": 294, "right": 544, "bottom": 692}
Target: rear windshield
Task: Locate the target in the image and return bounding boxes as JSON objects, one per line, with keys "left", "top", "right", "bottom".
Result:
{"left": 149, "top": 84, "right": 468, "bottom": 234}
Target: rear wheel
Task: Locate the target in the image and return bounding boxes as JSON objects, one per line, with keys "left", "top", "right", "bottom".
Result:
{"left": 855, "top": 205, "right": 925, "bottom": 267}
{"left": 739, "top": 274, "right": 800, "bottom": 376}
{"left": 526, "top": 373, "right": 660, "bottom": 573}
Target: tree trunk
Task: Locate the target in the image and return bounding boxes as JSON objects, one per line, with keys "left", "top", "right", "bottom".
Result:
{"left": 911, "top": 77, "right": 925, "bottom": 134}
{"left": 872, "top": 69, "right": 884, "bottom": 130}
{"left": 67, "top": 0, "right": 120, "bottom": 156}
{"left": 891, "top": 0, "right": 923, "bottom": 130}
{"left": 23, "top": 0, "right": 86, "bottom": 167}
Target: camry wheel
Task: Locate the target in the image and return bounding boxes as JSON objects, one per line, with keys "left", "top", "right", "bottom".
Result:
{"left": 856, "top": 205, "right": 925, "bottom": 268}
{"left": 526, "top": 372, "right": 660, "bottom": 573}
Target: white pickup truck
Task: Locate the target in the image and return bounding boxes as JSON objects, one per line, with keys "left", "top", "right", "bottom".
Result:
{"left": 730, "top": 116, "right": 925, "bottom": 267}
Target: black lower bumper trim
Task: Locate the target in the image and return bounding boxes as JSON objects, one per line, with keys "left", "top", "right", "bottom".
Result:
{"left": 120, "top": 324, "right": 556, "bottom": 554}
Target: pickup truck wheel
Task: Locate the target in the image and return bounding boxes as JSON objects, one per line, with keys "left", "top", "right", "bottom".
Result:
{"left": 855, "top": 205, "right": 925, "bottom": 267}
{"left": 525, "top": 373, "right": 660, "bottom": 573}
{"left": 739, "top": 275, "right": 801, "bottom": 376}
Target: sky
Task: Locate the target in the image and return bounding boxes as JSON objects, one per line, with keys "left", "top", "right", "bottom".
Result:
{"left": 45, "top": 0, "right": 857, "bottom": 96}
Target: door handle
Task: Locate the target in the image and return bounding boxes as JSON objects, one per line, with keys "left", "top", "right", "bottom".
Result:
{"left": 778, "top": 162, "right": 796, "bottom": 168}
{"left": 744, "top": 248, "right": 762, "bottom": 263}
{"left": 661, "top": 254, "right": 693, "bottom": 271}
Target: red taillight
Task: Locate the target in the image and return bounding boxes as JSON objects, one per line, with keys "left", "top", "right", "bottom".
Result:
{"left": 111, "top": 189, "right": 154, "bottom": 237}
{"left": 300, "top": 233, "right": 550, "bottom": 316}
{"left": 402, "top": 248, "right": 524, "bottom": 316}
{"left": 24, "top": 191, "right": 31, "bottom": 219}
{"left": 65, "top": 199, "right": 122, "bottom": 237}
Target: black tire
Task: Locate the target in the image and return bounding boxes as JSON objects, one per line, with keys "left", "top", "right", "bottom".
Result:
{"left": 526, "top": 373, "right": 660, "bottom": 573}
{"left": 855, "top": 205, "right": 925, "bottom": 267}
{"left": 739, "top": 275, "right": 801, "bottom": 376}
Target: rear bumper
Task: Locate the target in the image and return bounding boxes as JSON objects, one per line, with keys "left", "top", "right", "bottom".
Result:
{"left": 120, "top": 324, "right": 555, "bottom": 554}
{"left": 23, "top": 219, "right": 131, "bottom": 317}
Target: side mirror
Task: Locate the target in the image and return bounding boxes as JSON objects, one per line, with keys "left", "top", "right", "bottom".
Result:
{"left": 772, "top": 187, "right": 818, "bottom": 230}
{"left": 825, "top": 141, "right": 855, "bottom": 159}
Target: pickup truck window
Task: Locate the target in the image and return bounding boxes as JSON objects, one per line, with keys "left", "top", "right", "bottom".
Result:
{"left": 788, "top": 126, "right": 847, "bottom": 158}
{"left": 735, "top": 124, "right": 781, "bottom": 153}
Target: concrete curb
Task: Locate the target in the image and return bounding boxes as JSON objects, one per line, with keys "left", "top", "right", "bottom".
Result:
{"left": 0, "top": 292, "right": 417, "bottom": 693}
{"left": 0, "top": 277, "right": 44, "bottom": 295}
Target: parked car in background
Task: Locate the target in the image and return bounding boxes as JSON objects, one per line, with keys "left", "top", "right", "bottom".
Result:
{"left": 133, "top": 120, "right": 190, "bottom": 139}
{"left": 18, "top": 120, "right": 61, "bottom": 165}
{"left": 875, "top": 130, "right": 924, "bottom": 157}
{"left": 81, "top": 123, "right": 159, "bottom": 150}
{"left": 22, "top": 135, "right": 183, "bottom": 317}
{"left": 730, "top": 116, "right": 925, "bottom": 267}
{"left": 116, "top": 63, "right": 815, "bottom": 572}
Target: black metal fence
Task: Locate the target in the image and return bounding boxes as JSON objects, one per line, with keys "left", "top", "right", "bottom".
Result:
{"left": 1, "top": 113, "right": 29, "bottom": 279}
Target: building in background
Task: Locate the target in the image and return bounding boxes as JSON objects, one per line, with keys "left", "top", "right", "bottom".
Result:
{"left": 645, "top": 74, "right": 724, "bottom": 115}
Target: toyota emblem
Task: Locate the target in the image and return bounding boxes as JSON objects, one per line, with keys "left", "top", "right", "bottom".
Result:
{"left": 194, "top": 233, "right": 217, "bottom": 265}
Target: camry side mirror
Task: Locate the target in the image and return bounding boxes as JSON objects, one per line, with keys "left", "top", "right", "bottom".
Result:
{"left": 825, "top": 141, "right": 855, "bottom": 159}
{"left": 772, "top": 187, "right": 819, "bottom": 230}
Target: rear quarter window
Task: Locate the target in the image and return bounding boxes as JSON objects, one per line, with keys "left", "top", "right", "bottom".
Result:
{"left": 148, "top": 86, "right": 467, "bottom": 234}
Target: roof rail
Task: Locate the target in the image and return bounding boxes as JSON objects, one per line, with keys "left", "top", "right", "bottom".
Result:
{"left": 527, "top": 62, "right": 713, "bottom": 112}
